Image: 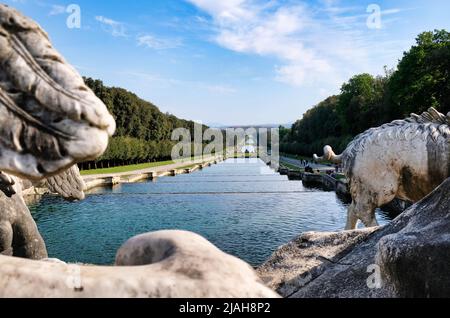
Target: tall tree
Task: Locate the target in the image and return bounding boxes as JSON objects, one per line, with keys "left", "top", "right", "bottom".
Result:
{"left": 389, "top": 29, "right": 450, "bottom": 117}
{"left": 80, "top": 78, "right": 205, "bottom": 169}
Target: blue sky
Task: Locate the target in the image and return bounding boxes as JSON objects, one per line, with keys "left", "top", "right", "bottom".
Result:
{"left": 5, "top": 0, "right": 450, "bottom": 125}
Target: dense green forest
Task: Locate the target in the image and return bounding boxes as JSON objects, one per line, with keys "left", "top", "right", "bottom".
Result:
{"left": 81, "top": 78, "right": 206, "bottom": 170}
{"left": 281, "top": 30, "right": 450, "bottom": 156}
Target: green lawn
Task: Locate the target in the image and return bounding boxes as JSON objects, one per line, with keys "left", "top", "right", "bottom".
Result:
{"left": 80, "top": 160, "right": 174, "bottom": 175}
{"left": 280, "top": 162, "right": 304, "bottom": 172}
{"left": 334, "top": 174, "right": 347, "bottom": 180}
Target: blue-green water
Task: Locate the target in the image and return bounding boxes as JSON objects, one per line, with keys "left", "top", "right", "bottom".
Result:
{"left": 30, "top": 159, "right": 391, "bottom": 266}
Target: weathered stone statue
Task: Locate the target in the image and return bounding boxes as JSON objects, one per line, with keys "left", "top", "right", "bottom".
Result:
{"left": 0, "top": 4, "right": 115, "bottom": 181}
{"left": 0, "top": 2, "right": 114, "bottom": 258}
{"left": 314, "top": 108, "right": 450, "bottom": 229}
{"left": 0, "top": 4, "right": 279, "bottom": 298}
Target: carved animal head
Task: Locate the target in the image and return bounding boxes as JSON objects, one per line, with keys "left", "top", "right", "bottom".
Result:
{"left": 0, "top": 4, "right": 115, "bottom": 180}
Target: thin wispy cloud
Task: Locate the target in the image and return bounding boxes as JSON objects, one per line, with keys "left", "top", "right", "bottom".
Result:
{"left": 382, "top": 8, "right": 407, "bottom": 15}
{"left": 187, "top": 0, "right": 410, "bottom": 88}
{"left": 124, "top": 71, "right": 236, "bottom": 95}
{"left": 137, "top": 35, "right": 182, "bottom": 50}
{"left": 49, "top": 4, "right": 65, "bottom": 16}
{"left": 95, "top": 15, "right": 126, "bottom": 37}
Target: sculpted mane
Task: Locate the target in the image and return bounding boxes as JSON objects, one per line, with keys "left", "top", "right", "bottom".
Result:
{"left": 342, "top": 108, "right": 450, "bottom": 176}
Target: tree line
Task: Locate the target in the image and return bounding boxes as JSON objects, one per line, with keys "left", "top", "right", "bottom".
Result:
{"left": 281, "top": 30, "right": 450, "bottom": 156}
{"left": 81, "top": 78, "right": 206, "bottom": 170}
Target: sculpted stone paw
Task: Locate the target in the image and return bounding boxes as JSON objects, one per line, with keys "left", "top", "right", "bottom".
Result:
{"left": 43, "top": 165, "right": 86, "bottom": 201}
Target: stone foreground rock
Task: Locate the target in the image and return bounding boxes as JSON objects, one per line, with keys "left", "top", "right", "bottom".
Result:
{"left": 258, "top": 178, "right": 450, "bottom": 298}
{"left": 0, "top": 230, "right": 280, "bottom": 298}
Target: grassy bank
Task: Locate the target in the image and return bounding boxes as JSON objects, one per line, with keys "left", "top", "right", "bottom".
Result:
{"left": 80, "top": 160, "right": 174, "bottom": 176}
{"left": 280, "top": 162, "right": 304, "bottom": 172}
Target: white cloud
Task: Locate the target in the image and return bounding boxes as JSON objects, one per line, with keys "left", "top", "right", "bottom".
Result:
{"left": 187, "top": 0, "right": 409, "bottom": 88}
{"left": 188, "top": 0, "right": 255, "bottom": 21}
{"left": 186, "top": 0, "right": 336, "bottom": 86}
{"left": 49, "top": 5, "right": 65, "bottom": 16}
{"left": 137, "top": 35, "right": 182, "bottom": 50}
{"left": 381, "top": 8, "right": 403, "bottom": 15}
{"left": 95, "top": 16, "right": 126, "bottom": 37}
